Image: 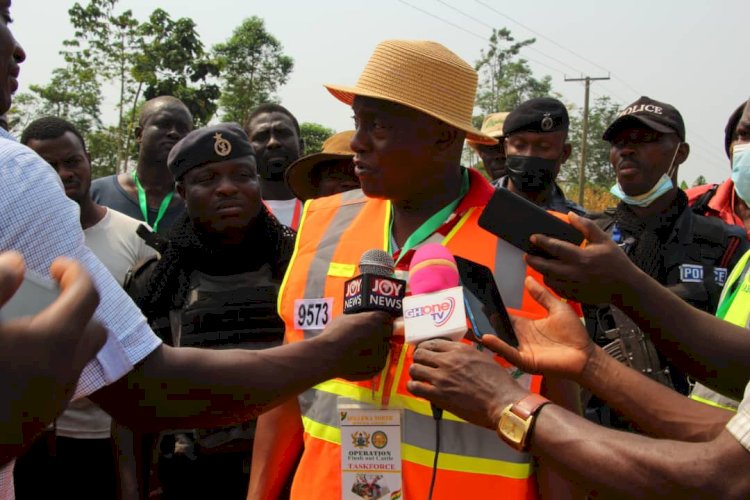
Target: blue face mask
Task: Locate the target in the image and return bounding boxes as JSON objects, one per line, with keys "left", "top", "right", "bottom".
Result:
{"left": 731, "top": 143, "right": 750, "bottom": 203}
{"left": 610, "top": 143, "right": 681, "bottom": 208}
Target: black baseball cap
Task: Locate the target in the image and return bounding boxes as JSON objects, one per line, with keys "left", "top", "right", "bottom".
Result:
{"left": 603, "top": 96, "right": 685, "bottom": 142}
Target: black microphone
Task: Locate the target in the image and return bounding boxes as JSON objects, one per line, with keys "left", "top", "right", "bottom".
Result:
{"left": 343, "top": 249, "right": 405, "bottom": 316}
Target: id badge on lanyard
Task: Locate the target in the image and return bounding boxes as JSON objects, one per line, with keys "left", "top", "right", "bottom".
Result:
{"left": 338, "top": 399, "right": 403, "bottom": 499}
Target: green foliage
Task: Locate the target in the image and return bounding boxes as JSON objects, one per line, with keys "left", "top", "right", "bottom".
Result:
{"left": 300, "top": 122, "right": 336, "bottom": 154}
{"left": 13, "top": 0, "right": 220, "bottom": 175}
{"left": 135, "top": 9, "right": 221, "bottom": 126}
{"left": 680, "top": 180, "right": 689, "bottom": 190}
{"left": 87, "top": 126, "right": 120, "bottom": 178}
{"left": 563, "top": 96, "right": 621, "bottom": 190}
{"left": 475, "top": 28, "right": 552, "bottom": 114}
{"left": 692, "top": 175, "right": 708, "bottom": 187}
{"left": 214, "top": 17, "right": 294, "bottom": 130}
{"left": 63, "top": 0, "right": 141, "bottom": 171}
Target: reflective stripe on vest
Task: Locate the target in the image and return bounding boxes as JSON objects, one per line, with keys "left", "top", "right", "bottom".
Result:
{"left": 277, "top": 185, "right": 557, "bottom": 498}
{"left": 719, "top": 249, "right": 750, "bottom": 328}
{"left": 689, "top": 249, "right": 750, "bottom": 410}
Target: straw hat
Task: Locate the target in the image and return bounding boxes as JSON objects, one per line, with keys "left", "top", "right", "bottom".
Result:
{"left": 325, "top": 40, "right": 497, "bottom": 145}
{"left": 285, "top": 130, "right": 355, "bottom": 201}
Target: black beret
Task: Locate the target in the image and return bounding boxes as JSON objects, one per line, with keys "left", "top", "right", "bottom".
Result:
{"left": 168, "top": 123, "right": 255, "bottom": 180}
{"left": 724, "top": 101, "right": 748, "bottom": 158}
{"left": 503, "top": 97, "right": 569, "bottom": 136}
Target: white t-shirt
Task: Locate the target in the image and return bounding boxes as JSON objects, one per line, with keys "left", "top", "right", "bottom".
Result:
{"left": 55, "top": 209, "right": 158, "bottom": 439}
{"left": 264, "top": 198, "right": 300, "bottom": 228}
{"left": 0, "top": 130, "right": 162, "bottom": 498}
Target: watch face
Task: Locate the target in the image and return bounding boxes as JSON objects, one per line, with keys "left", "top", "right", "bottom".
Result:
{"left": 500, "top": 413, "right": 526, "bottom": 445}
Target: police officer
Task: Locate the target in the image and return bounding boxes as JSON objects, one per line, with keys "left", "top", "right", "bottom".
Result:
{"left": 128, "top": 123, "right": 296, "bottom": 499}
{"left": 586, "top": 96, "right": 748, "bottom": 426}
{"left": 497, "top": 97, "right": 585, "bottom": 215}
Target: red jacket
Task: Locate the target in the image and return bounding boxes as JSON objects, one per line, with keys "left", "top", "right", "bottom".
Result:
{"left": 687, "top": 179, "right": 750, "bottom": 240}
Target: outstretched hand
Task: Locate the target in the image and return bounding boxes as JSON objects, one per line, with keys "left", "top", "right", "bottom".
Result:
{"left": 525, "top": 212, "right": 641, "bottom": 305}
{"left": 483, "top": 276, "right": 594, "bottom": 380}
{"left": 0, "top": 252, "right": 106, "bottom": 464}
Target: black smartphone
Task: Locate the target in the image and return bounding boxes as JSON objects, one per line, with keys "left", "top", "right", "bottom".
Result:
{"left": 478, "top": 188, "right": 584, "bottom": 257}
{"left": 454, "top": 255, "right": 517, "bottom": 347}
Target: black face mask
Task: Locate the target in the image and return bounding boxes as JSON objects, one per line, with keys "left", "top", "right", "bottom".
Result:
{"left": 505, "top": 155, "right": 558, "bottom": 192}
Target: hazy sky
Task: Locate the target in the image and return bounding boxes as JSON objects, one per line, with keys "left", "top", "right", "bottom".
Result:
{"left": 11, "top": 0, "right": 748, "bottom": 184}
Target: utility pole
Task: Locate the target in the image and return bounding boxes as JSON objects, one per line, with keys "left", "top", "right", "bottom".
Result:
{"left": 565, "top": 75, "right": 610, "bottom": 206}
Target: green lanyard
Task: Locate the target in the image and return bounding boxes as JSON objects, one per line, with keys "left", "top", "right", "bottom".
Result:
{"left": 132, "top": 171, "right": 174, "bottom": 233}
{"left": 390, "top": 169, "right": 470, "bottom": 265}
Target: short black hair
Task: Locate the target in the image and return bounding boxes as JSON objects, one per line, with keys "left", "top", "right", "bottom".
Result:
{"left": 21, "top": 116, "right": 87, "bottom": 151}
{"left": 247, "top": 103, "right": 301, "bottom": 136}
{"left": 725, "top": 101, "right": 748, "bottom": 158}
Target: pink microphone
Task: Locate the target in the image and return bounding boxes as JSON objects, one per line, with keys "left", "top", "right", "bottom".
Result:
{"left": 403, "top": 243, "right": 467, "bottom": 344}
{"left": 408, "top": 243, "right": 460, "bottom": 294}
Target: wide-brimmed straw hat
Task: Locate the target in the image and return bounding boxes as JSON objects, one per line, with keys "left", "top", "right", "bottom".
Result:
{"left": 285, "top": 130, "right": 355, "bottom": 201}
{"left": 467, "top": 111, "right": 510, "bottom": 148}
{"left": 324, "top": 40, "right": 497, "bottom": 145}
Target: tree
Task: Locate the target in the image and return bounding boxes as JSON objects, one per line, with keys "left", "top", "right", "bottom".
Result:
{"left": 20, "top": 0, "right": 221, "bottom": 174}
{"left": 214, "top": 17, "right": 294, "bottom": 130}
{"left": 134, "top": 9, "right": 221, "bottom": 126}
{"left": 474, "top": 28, "right": 552, "bottom": 115}
{"left": 300, "top": 122, "right": 336, "bottom": 154}
{"left": 63, "top": 0, "right": 141, "bottom": 172}
{"left": 562, "top": 96, "right": 622, "bottom": 190}
{"left": 692, "top": 175, "right": 708, "bottom": 187}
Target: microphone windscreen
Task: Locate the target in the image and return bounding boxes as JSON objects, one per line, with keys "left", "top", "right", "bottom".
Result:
{"left": 408, "top": 243, "right": 459, "bottom": 295}
{"left": 358, "top": 249, "right": 396, "bottom": 277}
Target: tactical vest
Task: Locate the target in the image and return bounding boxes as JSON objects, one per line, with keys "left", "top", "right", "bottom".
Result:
{"left": 278, "top": 178, "right": 572, "bottom": 500}
{"left": 173, "top": 265, "right": 285, "bottom": 350}
{"left": 587, "top": 208, "right": 745, "bottom": 397}
{"left": 690, "top": 248, "right": 750, "bottom": 410}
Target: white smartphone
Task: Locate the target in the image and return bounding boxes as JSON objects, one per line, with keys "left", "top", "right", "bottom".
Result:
{"left": 0, "top": 268, "right": 60, "bottom": 322}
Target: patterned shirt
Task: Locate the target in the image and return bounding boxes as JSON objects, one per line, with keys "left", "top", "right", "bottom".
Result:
{"left": 726, "top": 380, "right": 750, "bottom": 450}
{"left": 0, "top": 129, "right": 161, "bottom": 498}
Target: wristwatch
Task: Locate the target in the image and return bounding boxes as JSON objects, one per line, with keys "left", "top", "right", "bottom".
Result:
{"left": 496, "top": 393, "right": 551, "bottom": 452}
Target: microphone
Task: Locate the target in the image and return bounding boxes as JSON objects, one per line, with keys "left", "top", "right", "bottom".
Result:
{"left": 403, "top": 244, "right": 467, "bottom": 345}
{"left": 343, "top": 249, "right": 406, "bottom": 316}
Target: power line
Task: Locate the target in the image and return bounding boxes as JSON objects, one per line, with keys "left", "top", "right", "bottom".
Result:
{"left": 434, "top": 0, "right": 587, "bottom": 76}
{"left": 469, "top": 1, "right": 725, "bottom": 165}
{"left": 473, "top": 0, "right": 645, "bottom": 98}
{"left": 397, "top": 0, "right": 571, "bottom": 77}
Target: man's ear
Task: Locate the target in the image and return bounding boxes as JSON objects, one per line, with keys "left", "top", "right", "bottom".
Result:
{"left": 176, "top": 181, "right": 186, "bottom": 200}
{"left": 135, "top": 125, "right": 143, "bottom": 144}
{"left": 676, "top": 142, "right": 690, "bottom": 166}
{"left": 298, "top": 136, "right": 305, "bottom": 156}
{"left": 435, "top": 122, "right": 460, "bottom": 153}
{"left": 561, "top": 143, "right": 573, "bottom": 164}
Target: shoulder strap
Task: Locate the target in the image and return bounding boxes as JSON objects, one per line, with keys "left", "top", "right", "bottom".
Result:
{"left": 123, "top": 254, "right": 160, "bottom": 301}
{"left": 587, "top": 209, "right": 616, "bottom": 232}
{"left": 690, "top": 184, "right": 719, "bottom": 215}
{"left": 136, "top": 223, "right": 169, "bottom": 254}
{"left": 690, "top": 213, "right": 746, "bottom": 269}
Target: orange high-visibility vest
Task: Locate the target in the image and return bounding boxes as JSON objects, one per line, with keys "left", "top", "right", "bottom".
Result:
{"left": 278, "top": 175, "right": 559, "bottom": 499}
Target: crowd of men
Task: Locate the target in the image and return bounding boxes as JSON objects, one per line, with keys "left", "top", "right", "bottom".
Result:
{"left": 2, "top": 1, "right": 750, "bottom": 498}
